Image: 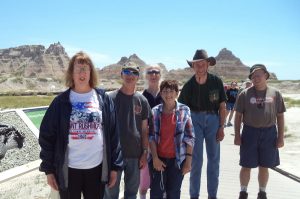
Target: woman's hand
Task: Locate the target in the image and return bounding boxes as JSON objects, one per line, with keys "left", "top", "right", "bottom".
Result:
{"left": 139, "top": 153, "right": 147, "bottom": 169}
{"left": 107, "top": 171, "right": 118, "bottom": 188}
{"left": 47, "top": 174, "right": 58, "bottom": 191}
{"left": 152, "top": 156, "right": 166, "bottom": 171}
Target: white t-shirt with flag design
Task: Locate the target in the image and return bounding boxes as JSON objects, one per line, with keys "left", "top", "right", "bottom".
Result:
{"left": 68, "top": 89, "right": 103, "bottom": 169}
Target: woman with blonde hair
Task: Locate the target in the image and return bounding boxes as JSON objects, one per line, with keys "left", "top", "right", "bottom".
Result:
{"left": 139, "top": 64, "right": 163, "bottom": 199}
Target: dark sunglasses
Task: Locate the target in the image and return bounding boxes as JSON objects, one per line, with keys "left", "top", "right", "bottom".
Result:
{"left": 122, "top": 69, "right": 139, "bottom": 76}
{"left": 147, "top": 70, "right": 160, "bottom": 75}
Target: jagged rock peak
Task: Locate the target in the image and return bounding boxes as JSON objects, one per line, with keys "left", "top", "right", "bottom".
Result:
{"left": 45, "top": 42, "right": 67, "bottom": 56}
{"left": 215, "top": 48, "right": 238, "bottom": 61}
{"left": 128, "top": 54, "right": 140, "bottom": 60}
{"left": 117, "top": 56, "right": 129, "bottom": 65}
{"left": 117, "top": 54, "right": 146, "bottom": 66}
{"left": 0, "top": 45, "right": 45, "bottom": 57}
{"left": 215, "top": 48, "right": 244, "bottom": 65}
{"left": 128, "top": 54, "right": 146, "bottom": 66}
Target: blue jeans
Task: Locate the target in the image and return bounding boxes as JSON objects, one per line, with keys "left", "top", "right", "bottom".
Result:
{"left": 189, "top": 112, "right": 220, "bottom": 198}
{"left": 149, "top": 158, "right": 184, "bottom": 199}
{"left": 104, "top": 158, "right": 140, "bottom": 199}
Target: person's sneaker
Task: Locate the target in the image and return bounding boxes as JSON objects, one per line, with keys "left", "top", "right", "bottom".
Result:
{"left": 227, "top": 122, "right": 233, "bottom": 127}
{"left": 239, "top": 191, "right": 248, "bottom": 199}
{"left": 257, "top": 191, "right": 267, "bottom": 199}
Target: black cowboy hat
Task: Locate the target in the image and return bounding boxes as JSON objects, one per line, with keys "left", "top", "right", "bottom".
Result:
{"left": 187, "top": 49, "right": 216, "bottom": 67}
{"left": 248, "top": 64, "right": 270, "bottom": 80}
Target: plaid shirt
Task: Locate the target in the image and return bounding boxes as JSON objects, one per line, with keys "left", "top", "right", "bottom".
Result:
{"left": 149, "top": 101, "right": 195, "bottom": 168}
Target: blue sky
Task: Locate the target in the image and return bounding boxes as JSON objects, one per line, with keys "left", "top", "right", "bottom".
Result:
{"left": 0, "top": 0, "right": 299, "bottom": 80}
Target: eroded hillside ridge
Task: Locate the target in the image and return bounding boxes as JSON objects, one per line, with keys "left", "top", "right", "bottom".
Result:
{"left": 0, "top": 42, "right": 69, "bottom": 78}
{"left": 0, "top": 43, "right": 280, "bottom": 92}
{"left": 100, "top": 53, "right": 167, "bottom": 80}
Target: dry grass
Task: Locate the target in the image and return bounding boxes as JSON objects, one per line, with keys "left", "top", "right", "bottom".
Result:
{"left": 0, "top": 95, "right": 55, "bottom": 109}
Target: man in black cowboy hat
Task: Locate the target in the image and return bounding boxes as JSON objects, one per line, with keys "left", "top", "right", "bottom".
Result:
{"left": 178, "top": 49, "right": 226, "bottom": 199}
{"left": 234, "top": 64, "right": 285, "bottom": 199}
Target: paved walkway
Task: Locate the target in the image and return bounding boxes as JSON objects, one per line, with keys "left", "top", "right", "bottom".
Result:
{"left": 1, "top": 125, "right": 299, "bottom": 198}
{"left": 131, "top": 126, "right": 300, "bottom": 199}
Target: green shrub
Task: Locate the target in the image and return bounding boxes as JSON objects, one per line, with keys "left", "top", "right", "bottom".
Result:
{"left": 11, "top": 77, "right": 24, "bottom": 84}
{"left": 37, "top": 77, "right": 48, "bottom": 82}
{"left": 284, "top": 97, "right": 300, "bottom": 107}
{"left": 26, "top": 80, "right": 37, "bottom": 89}
{"left": 0, "top": 77, "right": 7, "bottom": 84}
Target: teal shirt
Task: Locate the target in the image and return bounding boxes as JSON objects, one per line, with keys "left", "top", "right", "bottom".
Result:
{"left": 178, "top": 73, "right": 226, "bottom": 112}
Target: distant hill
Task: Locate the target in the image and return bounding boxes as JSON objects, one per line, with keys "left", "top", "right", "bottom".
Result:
{"left": 0, "top": 42, "right": 69, "bottom": 78}
{"left": 164, "top": 48, "right": 276, "bottom": 83}
{"left": 0, "top": 43, "right": 278, "bottom": 93}
{"left": 98, "top": 54, "right": 168, "bottom": 89}
{"left": 0, "top": 42, "right": 69, "bottom": 92}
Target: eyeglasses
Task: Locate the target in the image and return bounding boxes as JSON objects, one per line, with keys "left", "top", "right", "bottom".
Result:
{"left": 74, "top": 67, "right": 90, "bottom": 74}
{"left": 122, "top": 69, "right": 139, "bottom": 76}
{"left": 147, "top": 70, "right": 160, "bottom": 75}
{"left": 251, "top": 71, "right": 266, "bottom": 79}
{"left": 161, "top": 89, "right": 176, "bottom": 94}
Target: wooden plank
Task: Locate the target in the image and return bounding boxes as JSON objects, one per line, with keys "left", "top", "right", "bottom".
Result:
{"left": 135, "top": 127, "right": 300, "bottom": 199}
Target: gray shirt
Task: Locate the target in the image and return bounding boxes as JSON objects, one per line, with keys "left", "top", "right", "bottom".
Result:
{"left": 235, "top": 86, "right": 286, "bottom": 128}
{"left": 109, "top": 90, "right": 150, "bottom": 158}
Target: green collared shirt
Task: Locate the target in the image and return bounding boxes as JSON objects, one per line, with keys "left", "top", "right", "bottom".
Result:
{"left": 178, "top": 73, "right": 226, "bottom": 112}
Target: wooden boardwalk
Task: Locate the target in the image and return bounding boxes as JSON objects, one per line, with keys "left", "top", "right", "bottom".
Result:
{"left": 0, "top": 125, "right": 299, "bottom": 198}
{"left": 131, "top": 126, "right": 300, "bottom": 199}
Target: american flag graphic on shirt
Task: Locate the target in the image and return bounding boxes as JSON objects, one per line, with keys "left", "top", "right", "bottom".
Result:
{"left": 69, "top": 101, "right": 101, "bottom": 140}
